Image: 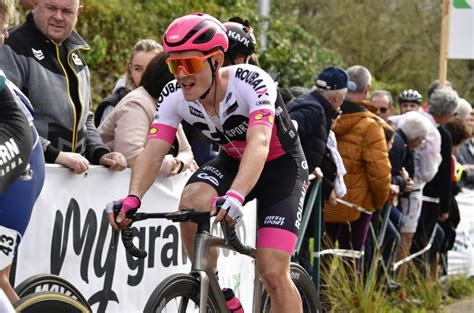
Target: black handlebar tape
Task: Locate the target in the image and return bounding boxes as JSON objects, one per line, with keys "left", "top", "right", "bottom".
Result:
{"left": 121, "top": 228, "right": 147, "bottom": 259}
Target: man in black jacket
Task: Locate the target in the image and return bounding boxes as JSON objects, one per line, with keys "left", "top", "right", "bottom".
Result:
{"left": 286, "top": 66, "right": 353, "bottom": 275}
{"left": 410, "top": 88, "right": 459, "bottom": 276}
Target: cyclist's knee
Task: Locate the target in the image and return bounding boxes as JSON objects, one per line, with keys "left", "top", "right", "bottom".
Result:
{"left": 256, "top": 249, "right": 291, "bottom": 292}
{"left": 259, "top": 268, "right": 289, "bottom": 293}
{"left": 180, "top": 182, "right": 217, "bottom": 211}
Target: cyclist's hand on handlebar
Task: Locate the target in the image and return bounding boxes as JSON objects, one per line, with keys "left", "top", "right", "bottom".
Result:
{"left": 213, "top": 190, "right": 244, "bottom": 225}
{"left": 105, "top": 194, "right": 141, "bottom": 229}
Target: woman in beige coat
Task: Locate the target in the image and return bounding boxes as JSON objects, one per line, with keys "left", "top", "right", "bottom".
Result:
{"left": 99, "top": 52, "right": 193, "bottom": 176}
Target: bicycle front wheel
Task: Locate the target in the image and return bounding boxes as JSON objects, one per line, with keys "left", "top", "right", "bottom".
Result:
{"left": 144, "top": 274, "right": 219, "bottom": 313}
{"left": 260, "top": 263, "right": 322, "bottom": 312}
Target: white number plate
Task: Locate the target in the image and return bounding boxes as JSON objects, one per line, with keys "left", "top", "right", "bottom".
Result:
{"left": 0, "top": 226, "right": 18, "bottom": 270}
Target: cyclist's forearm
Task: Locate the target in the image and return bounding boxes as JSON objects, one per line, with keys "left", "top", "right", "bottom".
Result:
{"left": 129, "top": 141, "right": 166, "bottom": 197}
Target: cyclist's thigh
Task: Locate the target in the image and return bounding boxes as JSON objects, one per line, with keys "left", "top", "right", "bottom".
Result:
{"left": 0, "top": 143, "right": 45, "bottom": 236}
{"left": 182, "top": 152, "right": 239, "bottom": 208}
{"left": 253, "top": 154, "right": 308, "bottom": 255}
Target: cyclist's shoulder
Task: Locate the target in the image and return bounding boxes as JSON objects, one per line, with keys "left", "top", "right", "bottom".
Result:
{"left": 226, "top": 63, "right": 276, "bottom": 94}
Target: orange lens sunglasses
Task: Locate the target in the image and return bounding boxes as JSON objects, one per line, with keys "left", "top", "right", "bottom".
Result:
{"left": 166, "top": 51, "right": 220, "bottom": 76}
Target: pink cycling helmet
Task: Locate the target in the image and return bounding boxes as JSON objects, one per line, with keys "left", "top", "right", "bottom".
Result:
{"left": 163, "top": 13, "right": 229, "bottom": 53}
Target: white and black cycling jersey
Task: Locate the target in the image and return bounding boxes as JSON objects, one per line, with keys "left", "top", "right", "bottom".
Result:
{"left": 148, "top": 63, "right": 300, "bottom": 161}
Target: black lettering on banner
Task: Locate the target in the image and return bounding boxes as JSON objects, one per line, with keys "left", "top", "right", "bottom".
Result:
{"left": 50, "top": 198, "right": 188, "bottom": 312}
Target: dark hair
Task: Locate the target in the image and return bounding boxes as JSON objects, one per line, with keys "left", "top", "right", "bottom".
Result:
{"left": 279, "top": 88, "right": 295, "bottom": 105}
{"left": 445, "top": 117, "right": 471, "bottom": 147}
{"left": 140, "top": 52, "right": 174, "bottom": 98}
{"left": 382, "top": 122, "right": 395, "bottom": 144}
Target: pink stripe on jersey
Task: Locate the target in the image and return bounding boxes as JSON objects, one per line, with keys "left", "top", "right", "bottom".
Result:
{"left": 249, "top": 109, "right": 275, "bottom": 128}
{"left": 256, "top": 227, "right": 297, "bottom": 254}
{"left": 147, "top": 123, "right": 177, "bottom": 144}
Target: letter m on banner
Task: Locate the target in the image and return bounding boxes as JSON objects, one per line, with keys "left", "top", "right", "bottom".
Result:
{"left": 448, "top": 0, "right": 474, "bottom": 59}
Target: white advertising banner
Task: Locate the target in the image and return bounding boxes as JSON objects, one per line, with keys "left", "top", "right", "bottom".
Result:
{"left": 448, "top": 188, "right": 474, "bottom": 275}
{"left": 448, "top": 0, "right": 474, "bottom": 59}
{"left": 14, "top": 165, "right": 257, "bottom": 312}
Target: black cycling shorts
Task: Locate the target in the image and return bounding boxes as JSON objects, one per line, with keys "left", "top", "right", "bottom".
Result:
{"left": 186, "top": 151, "right": 309, "bottom": 254}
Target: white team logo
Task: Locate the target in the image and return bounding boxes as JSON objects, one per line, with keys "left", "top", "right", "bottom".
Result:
{"left": 301, "top": 160, "right": 308, "bottom": 170}
{"left": 71, "top": 53, "right": 83, "bottom": 66}
{"left": 197, "top": 173, "right": 219, "bottom": 186}
{"left": 32, "top": 48, "right": 44, "bottom": 60}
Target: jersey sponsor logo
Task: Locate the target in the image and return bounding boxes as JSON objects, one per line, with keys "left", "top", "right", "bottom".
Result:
{"left": 148, "top": 127, "right": 158, "bottom": 135}
{"left": 201, "top": 166, "right": 224, "bottom": 179}
{"left": 253, "top": 111, "right": 273, "bottom": 124}
{"left": 223, "top": 121, "right": 248, "bottom": 138}
{"left": 158, "top": 81, "right": 181, "bottom": 104}
{"left": 0, "top": 138, "right": 24, "bottom": 178}
{"left": 189, "top": 106, "right": 205, "bottom": 118}
{"left": 301, "top": 160, "right": 308, "bottom": 170}
{"left": 235, "top": 68, "right": 269, "bottom": 98}
{"left": 223, "top": 101, "right": 239, "bottom": 117}
{"left": 256, "top": 100, "right": 271, "bottom": 106}
{"left": 32, "top": 48, "right": 44, "bottom": 60}
{"left": 294, "top": 186, "right": 307, "bottom": 230}
{"left": 71, "top": 53, "right": 83, "bottom": 66}
{"left": 263, "top": 215, "right": 286, "bottom": 226}
{"left": 197, "top": 173, "right": 219, "bottom": 186}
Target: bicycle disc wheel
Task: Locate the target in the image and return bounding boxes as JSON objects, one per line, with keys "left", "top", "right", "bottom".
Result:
{"left": 260, "top": 263, "right": 322, "bottom": 312}
{"left": 144, "top": 273, "right": 219, "bottom": 313}
{"left": 14, "top": 273, "right": 90, "bottom": 309}
{"left": 14, "top": 291, "right": 90, "bottom": 313}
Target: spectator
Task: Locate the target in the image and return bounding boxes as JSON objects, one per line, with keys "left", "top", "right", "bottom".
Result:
{"left": 388, "top": 112, "right": 431, "bottom": 264}
{"left": 290, "top": 86, "right": 310, "bottom": 98}
{"left": 398, "top": 89, "right": 423, "bottom": 114}
{"left": 454, "top": 98, "right": 472, "bottom": 120}
{"left": 440, "top": 117, "right": 471, "bottom": 256}
{"left": 410, "top": 88, "right": 459, "bottom": 277}
{"left": 0, "top": 0, "right": 126, "bottom": 174}
{"left": 286, "top": 66, "right": 351, "bottom": 275}
{"left": 95, "top": 38, "right": 162, "bottom": 126}
{"left": 324, "top": 65, "right": 391, "bottom": 254}
{"left": 98, "top": 52, "right": 193, "bottom": 175}
{"left": 223, "top": 17, "right": 258, "bottom": 66}
{"left": 457, "top": 106, "right": 474, "bottom": 188}
{"left": 371, "top": 90, "right": 394, "bottom": 123}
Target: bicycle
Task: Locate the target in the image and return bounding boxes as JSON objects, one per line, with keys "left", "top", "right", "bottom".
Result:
{"left": 113, "top": 203, "right": 321, "bottom": 312}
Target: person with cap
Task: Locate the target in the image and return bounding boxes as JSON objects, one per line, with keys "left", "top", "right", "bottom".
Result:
{"left": 106, "top": 13, "right": 308, "bottom": 312}
{"left": 286, "top": 66, "right": 352, "bottom": 275}
{"left": 324, "top": 65, "right": 391, "bottom": 256}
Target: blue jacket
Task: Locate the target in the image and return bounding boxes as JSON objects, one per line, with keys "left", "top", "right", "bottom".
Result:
{"left": 287, "top": 90, "right": 339, "bottom": 173}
